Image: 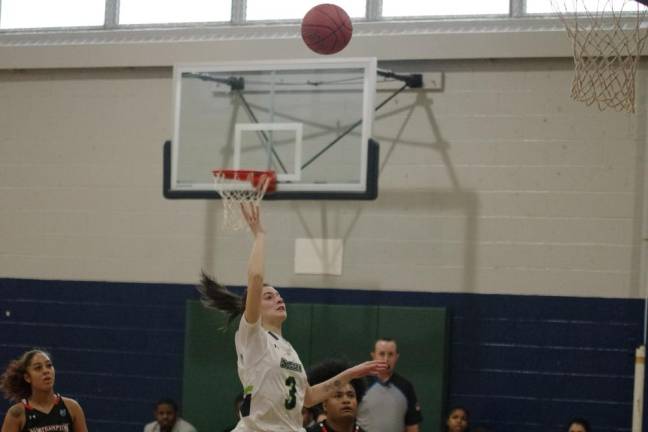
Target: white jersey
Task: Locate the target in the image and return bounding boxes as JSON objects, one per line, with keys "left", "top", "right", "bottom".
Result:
{"left": 232, "top": 316, "right": 307, "bottom": 432}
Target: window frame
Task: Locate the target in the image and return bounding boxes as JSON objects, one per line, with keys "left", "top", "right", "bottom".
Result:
{"left": 0, "top": 0, "right": 640, "bottom": 68}
{"left": 0, "top": 0, "right": 609, "bottom": 31}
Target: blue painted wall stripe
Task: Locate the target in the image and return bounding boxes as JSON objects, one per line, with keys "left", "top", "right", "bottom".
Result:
{"left": 0, "top": 278, "right": 644, "bottom": 432}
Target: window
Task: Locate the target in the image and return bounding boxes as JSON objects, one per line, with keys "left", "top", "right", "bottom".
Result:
{"left": 526, "top": 0, "right": 648, "bottom": 14}
{"left": 10, "top": 0, "right": 641, "bottom": 33}
{"left": 246, "top": 0, "right": 366, "bottom": 20}
{"left": 119, "top": 0, "right": 232, "bottom": 25}
{"left": 382, "top": 0, "right": 510, "bottom": 17}
{"left": 0, "top": 0, "right": 104, "bottom": 29}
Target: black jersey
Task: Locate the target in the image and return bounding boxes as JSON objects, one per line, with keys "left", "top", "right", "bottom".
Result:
{"left": 306, "top": 420, "right": 365, "bottom": 432}
{"left": 21, "top": 394, "right": 73, "bottom": 432}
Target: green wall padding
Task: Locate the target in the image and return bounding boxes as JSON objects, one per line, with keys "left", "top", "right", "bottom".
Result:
{"left": 183, "top": 301, "right": 448, "bottom": 432}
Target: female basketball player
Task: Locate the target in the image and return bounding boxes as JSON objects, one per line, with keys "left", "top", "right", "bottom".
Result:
{"left": 199, "top": 201, "right": 388, "bottom": 432}
{"left": 306, "top": 359, "right": 368, "bottom": 432}
{"left": 0, "top": 349, "right": 88, "bottom": 432}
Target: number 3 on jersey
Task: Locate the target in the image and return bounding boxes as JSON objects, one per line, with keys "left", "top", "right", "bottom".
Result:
{"left": 284, "top": 376, "right": 297, "bottom": 410}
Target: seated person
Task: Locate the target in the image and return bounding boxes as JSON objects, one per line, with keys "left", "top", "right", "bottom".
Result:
{"left": 567, "top": 418, "right": 591, "bottom": 432}
{"left": 144, "top": 398, "right": 197, "bottom": 432}
{"left": 445, "top": 406, "right": 469, "bottom": 432}
{"left": 307, "top": 359, "right": 367, "bottom": 432}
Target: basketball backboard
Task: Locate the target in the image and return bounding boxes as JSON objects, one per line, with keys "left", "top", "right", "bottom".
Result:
{"left": 164, "top": 57, "right": 379, "bottom": 200}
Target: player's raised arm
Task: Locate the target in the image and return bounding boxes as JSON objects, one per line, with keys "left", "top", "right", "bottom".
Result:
{"left": 240, "top": 201, "right": 265, "bottom": 325}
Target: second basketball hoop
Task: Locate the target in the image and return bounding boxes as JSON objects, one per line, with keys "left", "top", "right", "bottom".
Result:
{"left": 552, "top": 0, "right": 648, "bottom": 112}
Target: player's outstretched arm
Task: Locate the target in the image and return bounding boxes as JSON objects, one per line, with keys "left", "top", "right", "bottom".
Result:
{"left": 303, "top": 360, "right": 388, "bottom": 407}
{"left": 241, "top": 201, "right": 265, "bottom": 325}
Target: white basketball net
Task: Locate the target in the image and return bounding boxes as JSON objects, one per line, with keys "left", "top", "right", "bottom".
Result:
{"left": 213, "top": 172, "right": 271, "bottom": 231}
{"left": 553, "top": 0, "right": 648, "bottom": 112}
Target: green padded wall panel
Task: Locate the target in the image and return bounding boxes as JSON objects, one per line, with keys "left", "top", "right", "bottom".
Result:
{"left": 309, "top": 304, "right": 379, "bottom": 362}
{"left": 282, "top": 304, "right": 314, "bottom": 368}
{"left": 182, "top": 302, "right": 241, "bottom": 432}
{"left": 377, "top": 306, "right": 449, "bottom": 432}
{"left": 183, "top": 301, "right": 448, "bottom": 432}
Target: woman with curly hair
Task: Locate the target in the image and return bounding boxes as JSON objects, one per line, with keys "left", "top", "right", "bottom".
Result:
{"left": 0, "top": 349, "right": 88, "bottom": 432}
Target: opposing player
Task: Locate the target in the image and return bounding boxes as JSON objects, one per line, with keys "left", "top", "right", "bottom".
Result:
{"left": 306, "top": 359, "right": 368, "bottom": 432}
{"left": 199, "top": 201, "right": 387, "bottom": 432}
{"left": 0, "top": 349, "right": 88, "bottom": 432}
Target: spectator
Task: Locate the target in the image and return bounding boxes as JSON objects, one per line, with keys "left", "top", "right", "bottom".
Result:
{"left": 143, "top": 398, "right": 197, "bottom": 432}
{"left": 567, "top": 418, "right": 591, "bottom": 432}
{"left": 445, "top": 406, "right": 469, "bottom": 432}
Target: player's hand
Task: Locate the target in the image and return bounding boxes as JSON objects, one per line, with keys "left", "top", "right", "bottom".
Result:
{"left": 346, "top": 360, "right": 389, "bottom": 379}
{"left": 240, "top": 200, "right": 265, "bottom": 236}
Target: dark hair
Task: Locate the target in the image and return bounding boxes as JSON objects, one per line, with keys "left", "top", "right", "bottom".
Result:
{"left": 567, "top": 418, "right": 591, "bottom": 432}
{"left": 446, "top": 406, "right": 470, "bottom": 427}
{"left": 0, "top": 349, "right": 52, "bottom": 402}
{"left": 198, "top": 272, "right": 246, "bottom": 325}
{"left": 447, "top": 406, "right": 470, "bottom": 416}
{"left": 307, "top": 359, "right": 367, "bottom": 403}
{"left": 375, "top": 337, "right": 399, "bottom": 353}
{"left": 155, "top": 398, "right": 179, "bottom": 413}
{"left": 308, "top": 403, "right": 325, "bottom": 422}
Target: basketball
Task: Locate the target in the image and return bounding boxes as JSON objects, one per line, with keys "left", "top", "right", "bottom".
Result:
{"left": 301, "top": 3, "right": 353, "bottom": 55}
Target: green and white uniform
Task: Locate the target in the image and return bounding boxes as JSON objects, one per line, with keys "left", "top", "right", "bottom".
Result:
{"left": 233, "top": 316, "right": 307, "bottom": 432}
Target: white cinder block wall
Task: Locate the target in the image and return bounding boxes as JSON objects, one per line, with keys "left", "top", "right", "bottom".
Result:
{"left": 0, "top": 58, "right": 644, "bottom": 299}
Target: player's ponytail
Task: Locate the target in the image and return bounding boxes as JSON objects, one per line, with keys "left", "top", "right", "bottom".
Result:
{"left": 198, "top": 272, "right": 245, "bottom": 325}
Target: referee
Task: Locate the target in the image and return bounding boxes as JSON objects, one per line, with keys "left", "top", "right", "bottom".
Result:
{"left": 356, "top": 338, "right": 422, "bottom": 432}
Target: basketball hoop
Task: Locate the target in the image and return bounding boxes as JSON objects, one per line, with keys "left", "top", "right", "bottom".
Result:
{"left": 552, "top": 0, "right": 648, "bottom": 113}
{"left": 212, "top": 170, "right": 277, "bottom": 231}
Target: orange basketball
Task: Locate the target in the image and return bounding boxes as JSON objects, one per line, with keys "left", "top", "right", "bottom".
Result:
{"left": 301, "top": 3, "right": 353, "bottom": 55}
